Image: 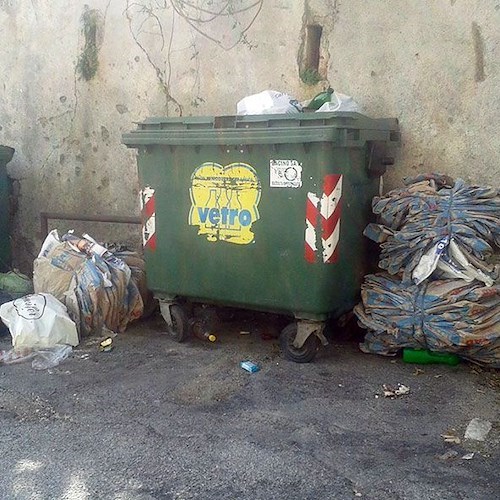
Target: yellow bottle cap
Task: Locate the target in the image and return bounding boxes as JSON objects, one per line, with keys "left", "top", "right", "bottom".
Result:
{"left": 208, "top": 334, "right": 217, "bottom": 342}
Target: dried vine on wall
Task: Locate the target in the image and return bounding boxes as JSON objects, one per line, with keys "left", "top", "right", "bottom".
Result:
{"left": 125, "top": 0, "right": 264, "bottom": 116}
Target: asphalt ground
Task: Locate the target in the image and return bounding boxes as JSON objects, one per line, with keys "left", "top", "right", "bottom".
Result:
{"left": 0, "top": 312, "right": 498, "bottom": 499}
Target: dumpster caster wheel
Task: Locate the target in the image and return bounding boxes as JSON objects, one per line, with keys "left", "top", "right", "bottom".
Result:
{"left": 280, "top": 323, "right": 320, "bottom": 363}
{"left": 160, "top": 304, "right": 190, "bottom": 343}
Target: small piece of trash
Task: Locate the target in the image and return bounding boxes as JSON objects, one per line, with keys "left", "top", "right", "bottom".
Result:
{"left": 441, "top": 433, "right": 461, "bottom": 444}
{"left": 413, "top": 368, "right": 424, "bottom": 376}
{"left": 464, "top": 418, "right": 492, "bottom": 441}
{"left": 437, "top": 450, "right": 458, "bottom": 461}
{"left": 260, "top": 332, "right": 274, "bottom": 341}
{"left": 354, "top": 492, "right": 362, "bottom": 497}
{"left": 239, "top": 331, "right": 250, "bottom": 335}
{"left": 240, "top": 360, "right": 260, "bottom": 373}
{"left": 99, "top": 338, "right": 113, "bottom": 352}
{"left": 382, "top": 384, "right": 410, "bottom": 398}
{"left": 461, "top": 453, "right": 475, "bottom": 460}
{"left": 434, "top": 374, "right": 443, "bottom": 379}
{"left": 80, "top": 354, "right": 90, "bottom": 360}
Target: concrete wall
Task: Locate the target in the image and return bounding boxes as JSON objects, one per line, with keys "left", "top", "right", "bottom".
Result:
{"left": 0, "top": 0, "right": 498, "bottom": 271}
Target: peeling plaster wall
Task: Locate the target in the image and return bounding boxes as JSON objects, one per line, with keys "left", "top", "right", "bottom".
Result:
{"left": 0, "top": 0, "right": 498, "bottom": 271}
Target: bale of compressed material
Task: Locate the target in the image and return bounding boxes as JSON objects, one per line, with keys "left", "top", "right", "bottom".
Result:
{"left": 34, "top": 231, "right": 144, "bottom": 336}
{"left": 364, "top": 174, "right": 500, "bottom": 284}
{"left": 354, "top": 273, "right": 500, "bottom": 367}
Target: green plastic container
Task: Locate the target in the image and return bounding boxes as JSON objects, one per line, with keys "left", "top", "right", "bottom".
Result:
{"left": 0, "top": 146, "right": 14, "bottom": 271}
{"left": 123, "top": 112, "right": 399, "bottom": 361}
{"left": 305, "top": 87, "right": 334, "bottom": 110}
{"left": 403, "top": 348, "right": 460, "bottom": 366}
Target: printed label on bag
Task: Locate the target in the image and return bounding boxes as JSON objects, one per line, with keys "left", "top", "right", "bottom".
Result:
{"left": 270, "top": 159, "right": 302, "bottom": 188}
{"left": 189, "top": 162, "right": 261, "bottom": 245}
{"left": 13, "top": 294, "right": 47, "bottom": 320}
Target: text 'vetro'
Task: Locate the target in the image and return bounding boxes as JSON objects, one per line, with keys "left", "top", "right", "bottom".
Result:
{"left": 197, "top": 207, "right": 252, "bottom": 227}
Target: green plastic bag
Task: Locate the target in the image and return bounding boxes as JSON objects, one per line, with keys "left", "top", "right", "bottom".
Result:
{"left": 0, "top": 270, "right": 33, "bottom": 298}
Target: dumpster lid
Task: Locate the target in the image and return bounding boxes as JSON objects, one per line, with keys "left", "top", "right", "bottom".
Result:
{"left": 122, "top": 112, "right": 399, "bottom": 147}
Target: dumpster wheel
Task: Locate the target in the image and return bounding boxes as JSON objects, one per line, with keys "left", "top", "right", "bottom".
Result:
{"left": 280, "top": 323, "right": 320, "bottom": 363}
{"left": 160, "top": 303, "right": 190, "bottom": 343}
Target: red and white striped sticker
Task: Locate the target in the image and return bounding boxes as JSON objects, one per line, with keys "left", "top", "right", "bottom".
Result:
{"left": 304, "top": 174, "right": 343, "bottom": 264}
{"left": 304, "top": 192, "right": 320, "bottom": 263}
{"left": 140, "top": 186, "right": 156, "bottom": 251}
{"left": 321, "top": 174, "right": 343, "bottom": 263}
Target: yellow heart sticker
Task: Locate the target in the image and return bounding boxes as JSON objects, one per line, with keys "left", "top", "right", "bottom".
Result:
{"left": 189, "top": 162, "right": 261, "bottom": 244}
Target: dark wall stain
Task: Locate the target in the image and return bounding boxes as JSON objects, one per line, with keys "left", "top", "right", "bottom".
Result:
{"left": 101, "top": 125, "right": 109, "bottom": 141}
{"left": 76, "top": 6, "right": 104, "bottom": 81}
{"left": 471, "top": 22, "right": 486, "bottom": 82}
{"left": 116, "top": 104, "right": 129, "bottom": 114}
{"left": 297, "top": 0, "right": 335, "bottom": 86}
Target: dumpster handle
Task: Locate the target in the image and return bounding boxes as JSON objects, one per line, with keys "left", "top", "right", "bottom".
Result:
{"left": 213, "top": 116, "right": 238, "bottom": 129}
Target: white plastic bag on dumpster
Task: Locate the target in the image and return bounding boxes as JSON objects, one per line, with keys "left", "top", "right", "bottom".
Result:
{"left": 237, "top": 90, "right": 302, "bottom": 115}
{"left": 0, "top": 293, "right": 79, "bottom": 349}
{"left": 316, "top": 91, "right": 360, "bottom": 113}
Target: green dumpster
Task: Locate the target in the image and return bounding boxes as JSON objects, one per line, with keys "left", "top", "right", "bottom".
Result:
{"left": 123, "top": 112, "right": 399, "bottom": 362}
{"left": 0, "top": 146, "right": 14, "bottom": 271}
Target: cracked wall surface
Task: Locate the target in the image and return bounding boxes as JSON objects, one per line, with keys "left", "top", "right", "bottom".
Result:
{"left": 0, "top": 0, "right": 499, "bottom": 271}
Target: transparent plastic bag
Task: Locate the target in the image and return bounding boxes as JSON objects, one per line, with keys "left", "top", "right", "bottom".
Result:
{"left": 0, "top": 344, "right": 72, "bottom": 369}
{"left": 31, "top": 345, "right": 73, "bottom": 370}
{"left": 0, "top": 347, "right": 35, "bottom": 365}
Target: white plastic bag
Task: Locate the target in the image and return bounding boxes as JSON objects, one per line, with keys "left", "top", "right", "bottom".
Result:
{"left": 412, "top": 237, "right": 449, "bottom": 284}
{"left": 237, "top": 90, "right": 302, "bottom": 115}
{"left": 0, "top": 293, "right": 79, "bottom": 349}
{"left": 316, "top": 92, "right": 360, "bottom": 113}
{"left": 412, "top": 237, "right": 494, "bottom": 286}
